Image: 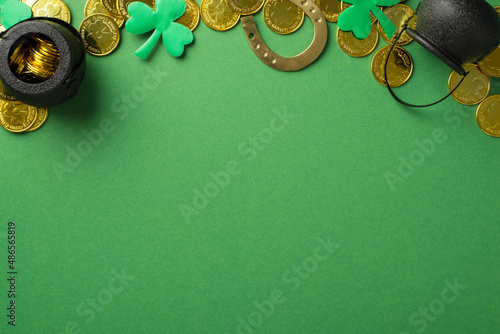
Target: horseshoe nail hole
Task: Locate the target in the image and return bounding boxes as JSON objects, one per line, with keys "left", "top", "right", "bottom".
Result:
{"left": 310, "top": 7, "right": 316, "bottom": 13}
{"left": 271, "top": 58, "right": 277, "bottom": 64}
{"left": 315, "top": 17, "right": 322, "bottom": 23}
{"left": 248, "top": 33, "right": 255, "bottom": 39}
{"left": 255, "top": 43, "right": 261, "bottom": 49}
{"left": 263, "top": 52, "right": 268, "bottom": 57}
{"left": 301, "top": 0, "right": 307, "bottom": 5}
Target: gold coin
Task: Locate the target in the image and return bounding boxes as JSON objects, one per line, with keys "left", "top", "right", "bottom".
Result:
{"left": 175, "top": 0, "right": 201, "bottom": 31}
{"left": 31, "top": 0, "right": 71, "bottom": 23}
{"left": 316, "top": 0, "right": 341, "bottom": 23}
{"left": 371, "top": 45, "right": 413, "bottom": 87}
{"left": 337, "top": 24, "right": 378, "bottom": 57}
{"left": 79, "top": 14, "right": 120, "bottom": 56}
{"left": 478, "top": 46, "right": 500, "bottom": 78}
{"left": 85, "top": 0, "right": 124, "bottom": 28}
{"left": 378, "top": 4, "right": 416, "bottom": 45}
{"left": 263, "top": 0, "right": 304, "bottom": 35}
{"left": 100, "top": 0, "right": 122, "bottom": 18}
{"left": 201, "top": 0, "right": 240, "bottom": 31}
{"left": 225, "top": 0, "right": 264, "bottom": 15}
{"left": 448, "top": 64, "right": 490, "bottom": 106}
{"left": 26, "top": 107, "right": 48, "bottom": 132}
{"left": 0, "top": 81, "right": 18, "bottom": 103}
{"left": 495, "top": 6, "right": 500, "bottom": 16}
{"left": 22, "top": 0, "right": 39, "bottom": 7}
{"left": 117, "top": 0, "right": 155, "bottom": 21}
{"left": 0, "top": 100, "right": 37, "bottom": 133}
{"left": 476, "top": 95, "right": 500, "bottom": 137}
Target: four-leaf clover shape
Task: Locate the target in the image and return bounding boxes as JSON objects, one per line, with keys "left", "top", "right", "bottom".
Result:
{"left": 0, "top": 0, "right": 32, "bottom": 29}
{"left": 338, "top": 0, "right": 400, "bottom": 40}
{"left": 125, "top": 0, "right": 193, "bottom": 59}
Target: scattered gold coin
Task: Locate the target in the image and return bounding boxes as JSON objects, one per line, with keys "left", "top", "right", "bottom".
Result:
{"left": 176, "top": 0, "right": 201, "bottom": 32}
{"left": 448, "top": 64, "right": 490, "bottom": 106}
{"left": 26, "top": 107, "right": 48, "bottom": 132}
{"left": 476, "top": 95, "right": 500, "bottom": 137}
{"left": 263, "top": 0, "right": 304, "bottom": 35}
{"left": 85, "top": 0, "right": 125, "bottom": 28}
{"left": 79, "top": 14, "right": 121, "bottom": 56}
{"left": 371, "top": 45, "right": 413, "bottom": 87}
{"left": 478, "top": 46, "right": 500, "bottom": 78}
{"left": 378, "top": 4, "right": 416, "bottom": 45}
{"left": 0, "top": 99, "right": 38, "bottom": 133}
{"left": 201, "top": 0, "right": 240, "bottom": 31}
{"left": 117, "top": 0, "right": 155, "bottom": 21}
{"left": 337, "top": 24, "right": 378, "bottom": 57}
{"left": 100, "top": 0, "right": 123, "bottom": 18}
{"left": 225, "top": 0, "right": 265, "bottom": 15}
{"left": 31, "top": 0, "right": 71, "bottom": 24}
{"left": 315, "top": 0, "right": 342, "bottom": 23}
{"left": 495, "top": 5, "right": 500, "bottom": 16}
{"left": 0, "top": 81, "right": 19, "bottom": 103}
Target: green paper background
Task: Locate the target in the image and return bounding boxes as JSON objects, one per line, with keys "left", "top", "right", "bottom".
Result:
{"left": 1, "top": 0, "right": 499, "bottom": 333}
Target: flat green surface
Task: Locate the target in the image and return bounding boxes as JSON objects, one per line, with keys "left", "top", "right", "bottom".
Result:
{"left": 1, "top": 0, "right": 499, "bottom": 333}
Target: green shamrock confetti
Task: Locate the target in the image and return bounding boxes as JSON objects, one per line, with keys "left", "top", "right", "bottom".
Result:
{"left": 125, "top": 0, "right": 194, "bottom": 59}
{"left": 338, "top": 0, "right": 399, "bottom": 40}
{"left": 0, "top": 0, "right": 32, "bottom": 29}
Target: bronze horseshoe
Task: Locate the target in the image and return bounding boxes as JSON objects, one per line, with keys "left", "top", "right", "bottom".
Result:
{"left": 241, "top": 0, "right": 328, "bottom": 71}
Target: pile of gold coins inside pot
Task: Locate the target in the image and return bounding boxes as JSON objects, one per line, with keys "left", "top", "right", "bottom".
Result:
{"left": 0, "top": 0, "right": 73, "bottom": 133}
{"left": 79, "top": 0, "right": 200, "bottom": 57}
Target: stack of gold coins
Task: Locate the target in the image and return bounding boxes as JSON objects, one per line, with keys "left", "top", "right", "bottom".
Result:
{"left": 9, "top": 36, "right": 61, "bottom": 84}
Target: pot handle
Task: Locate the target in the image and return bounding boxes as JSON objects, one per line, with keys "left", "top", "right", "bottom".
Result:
{"left": 384, "top": 25, "right": 470, "bottom": 108}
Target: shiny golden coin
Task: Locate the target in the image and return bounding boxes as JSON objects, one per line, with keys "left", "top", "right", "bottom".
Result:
{"left": 201, "top": 0, "right": 240, "bottom": 31}
{"left": 476, "top": 95, "right": 500, "bottom": 137}
{"left": 0, "top": 100, "right": 37, "bottom": 133}
{"left": 22, "top": 0, "right": 39, "bottom": 7}
{"left": 26, "top": 107, "right": 48, "bottom": 132}
{"left": 378, "top": 4, "right": 416, "bottom": 45}
{"left": 79, "top": 14, "right": 120, "bottom": 56}
{"left": 371, "top": 45, "right": 413, "bottom": 87}
{"left": 316, "top": 0, "right": 341, "bottom": 23}
{"left": 478, "top": 46, "right": 500, "bottom": 78}
{"left": 263, "top": 0, "right": 304, "bottom": 35}
{"left": 0, "top": 81, "right": 18, "bottom": 103}
{"left": 495, "top": 6, "right": 500, "bottom": 16}
{"left": 100, "top": 0, "right": 122, "bottom": 18}
{"left": 175, "top": 0, "right": 201, "bottom": 31}
{"left": 337, "top": 24, "right": 378, "bottom": 57}
{"left": 225, "top": 0, "right": 264, "bottom": 15}
{"left": 449, "top": 64, "right": 490, "bottom": 106}
{"left": 118, "top": 0, "right": 155, "bottom": 21}
{"left": 31, "top": 0, "right": 71, "bottom": 23}
{"left": 85, "top": 0, "right": 124, "bottom": 28}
